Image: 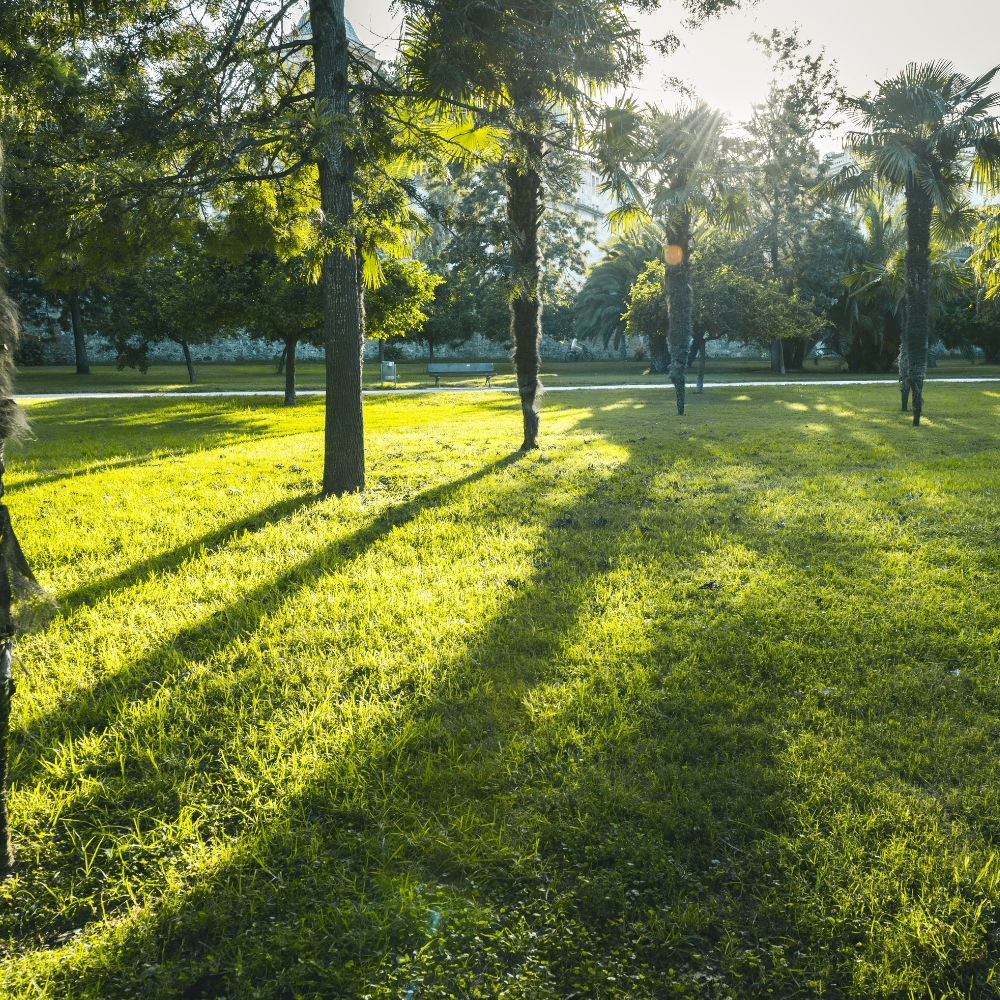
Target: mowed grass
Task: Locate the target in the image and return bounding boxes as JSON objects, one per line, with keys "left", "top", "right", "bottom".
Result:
{"left": 1, "top": 386, "right": 1000, "bottom": 998}
{"left": 13, "top": 354, "right": 999, "bottom": 395}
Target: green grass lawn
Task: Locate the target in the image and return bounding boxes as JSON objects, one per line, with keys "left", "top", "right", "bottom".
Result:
{"left": 13, "top": 354, "right": 1000, "bottom": 394}
{"left": 3, "top": 385, "right": 1000, "bottom": 998}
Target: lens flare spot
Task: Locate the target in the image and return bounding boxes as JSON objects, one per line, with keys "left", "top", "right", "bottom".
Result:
{"left": 664, "top": 245, "right": 684, "bottom": 266}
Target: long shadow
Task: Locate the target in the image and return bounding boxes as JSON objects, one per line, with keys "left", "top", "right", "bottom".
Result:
{"left": 11, "top": 452, "right": 523, "bottom": 768}
{"left": 8, "top": 396, "right": 317, "bottom": 485}
{"left": 55, "top": 492, "right": 316, "bottom": 613}
{"left": 5, "top": 436, "right": 631, "bottom": 991}
{"left": 7, "top": 452, "right": 170, "bottom": 493}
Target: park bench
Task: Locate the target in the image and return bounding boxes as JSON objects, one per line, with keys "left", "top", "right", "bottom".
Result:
{"left": 427, "top": 362, "right": 496, "bottom": 387}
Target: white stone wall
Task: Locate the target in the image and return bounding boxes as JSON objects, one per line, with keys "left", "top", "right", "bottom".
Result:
{"left": 24, "top": 329, "right": 648, "bottom": 365}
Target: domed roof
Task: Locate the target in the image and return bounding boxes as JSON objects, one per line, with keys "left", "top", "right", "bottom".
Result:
{"left": 294, "top": 12, "right": 362, "bottom": 45}
{"left": 290, "top": 12, "right": 379, "bottom": 67}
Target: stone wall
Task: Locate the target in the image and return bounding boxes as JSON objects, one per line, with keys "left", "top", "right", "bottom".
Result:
{"left": 22, "top": 325, "right": 972, "bottom": 369}
{"left": 23, "top": 329, "right": 645, "bottom": 366}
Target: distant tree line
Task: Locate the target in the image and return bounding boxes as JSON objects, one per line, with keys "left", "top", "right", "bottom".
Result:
{"left": 2, "top": 1, "right": 1000, "bottom": 476}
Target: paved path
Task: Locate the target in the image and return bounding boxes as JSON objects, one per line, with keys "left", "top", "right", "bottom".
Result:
{"left": 12, "top": 376, "right": 1000, "bottom": 401}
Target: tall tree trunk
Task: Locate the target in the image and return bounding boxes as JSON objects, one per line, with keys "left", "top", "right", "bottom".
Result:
{"left": 284, "top": 335, "right": 298, "bottom": 406}
{"left": 505, "top": 131, "right": 544, "bottom": 450}
{"left": 311, "top": 0, "right": 365, "bottom": 494}
{"left": 181, "top": 341, "right": 195, "bottom": 383}
{"left": 904, "top": 185, "right": 932, "bottom": 425}
{"left": 428, "top": 339, "right": 434, "bottom": 362}
{"left": 378, "top": 339, "right": 384, "bottom": 363}
{"left": 649, "top": 333, "right": 667, "bottom": 373}
{"left": 277, "top": 344, "right": 287, "bottom": 375}
{"left": 697, "top": 342, "right": 706, "bottom": 394}
{"left": 69, "top": 292, "right": 90, "bottom": 375}
{"left": 897, "top": 301, "right": 909, "bottom": 410}
{"left": 666, "top": 233, "right": 693, "bottom": 415}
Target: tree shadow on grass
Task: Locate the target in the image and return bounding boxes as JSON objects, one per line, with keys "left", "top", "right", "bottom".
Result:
{"left": 5, "top": 428, "right": 819, "bottom": 1000}
{"left": 11, "top": 452, "right": 523, "bottom": 763}
{"left": 8, "top": 397, "right": 320, "bottom": 487}
{"left": 54, "top": 493, "right": 317, "bottom": 613}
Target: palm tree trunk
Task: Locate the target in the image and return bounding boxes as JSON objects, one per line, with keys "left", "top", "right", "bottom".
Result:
{"left": 69, "top": 292, "right": 90, "bottom": 375}
{"left": 904, "top": 186, "right": 932, "bottom": 425}
{"left": 666, "top": 242, "right": 693, "bottom": 415}
{"left": 505, "top": 131, "right": 544, "bottom": 450}
{"left": 898, "top": 300, "right": 909, "bottom": 410}
{"left": 311, "top": 0, "right": 365, "bottom": 494}
{"left": 284, "top": 335, "right": 298, "bottom": 406}
{"left": 898, "top": 342, "right": 909, "bottom": 410}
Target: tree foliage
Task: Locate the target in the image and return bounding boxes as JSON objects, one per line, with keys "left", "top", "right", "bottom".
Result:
{"left": 574, "top": 236, "right": 658, "bottom": 350}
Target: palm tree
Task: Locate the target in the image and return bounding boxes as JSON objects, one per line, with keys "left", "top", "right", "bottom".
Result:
{"left": 403, "top": 0, "right": 643, "bottom": 449}
{"left": 826, "top": 61, "right": 1000, "bottom": 424}
{"left": 645, "top": 104, "right": 745, "bottom": 414}
{"left": 834, "top": 196, "right": 968, "bottom": 375}
{"left": 574, "top": 237, "right": 658, "bottom": 358}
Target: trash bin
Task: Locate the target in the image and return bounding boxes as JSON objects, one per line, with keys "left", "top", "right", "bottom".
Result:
{"left": 380, "top": 361, "right": 397, "bottom": 387}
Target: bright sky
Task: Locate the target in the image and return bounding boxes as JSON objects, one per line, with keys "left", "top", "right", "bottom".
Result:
{"left": 345, "top": 0, "right": 1000, "bottom": 153}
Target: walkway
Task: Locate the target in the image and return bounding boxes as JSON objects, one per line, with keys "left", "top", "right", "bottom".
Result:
{"left": 13, "top": 376, "right": 1000, "bottom": 401}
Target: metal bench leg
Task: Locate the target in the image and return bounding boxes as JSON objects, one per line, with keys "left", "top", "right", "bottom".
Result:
{"left": 435, "top": 375, "right": 440, "bottom": 387}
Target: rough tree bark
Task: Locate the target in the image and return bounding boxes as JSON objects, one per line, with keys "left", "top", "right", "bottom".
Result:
{"left": 768, "top": 223, "right": 783, "bottom": 374}
{"left": 69, "top": 292, "right": 90, "bottom": 375}
{"left": 277, "top": 344, "right": 287, "bottom": 375}
{"left": 904, "top": 186, "right": 932, "bottom": 425}
{"left": 666, "top": 233, "right": 693, "bottom": 415}
{"left": 505, "top": 132, "right": 545, "bottom": 450}
{"left": 311, "top": 0, "right": 365, "bottom": 494}
{"left": 898, "top": 298, "right": 910, "bottom": 412}
{"left": 284, "top": 335, "right": 298, "bottom": 406}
